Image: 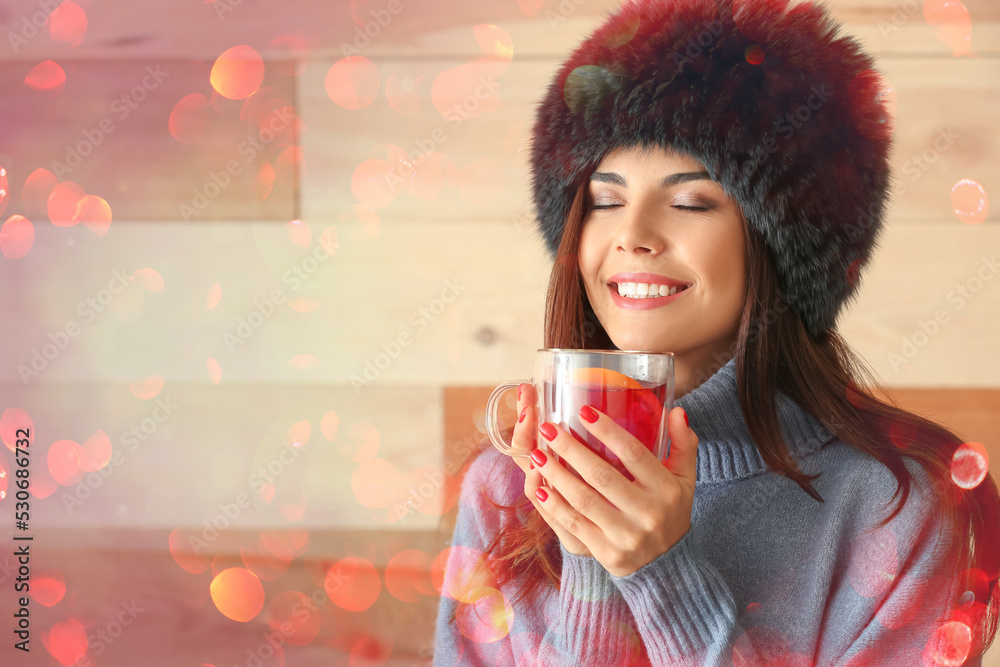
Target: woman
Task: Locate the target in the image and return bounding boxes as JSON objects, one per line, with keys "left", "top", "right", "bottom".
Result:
{"left": 433, "top": 0, "right": 999, "bottom": 664}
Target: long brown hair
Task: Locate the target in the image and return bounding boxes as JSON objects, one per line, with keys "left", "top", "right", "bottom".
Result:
{"left": 452, "top": 171, "right": 1000, "bottom": 658}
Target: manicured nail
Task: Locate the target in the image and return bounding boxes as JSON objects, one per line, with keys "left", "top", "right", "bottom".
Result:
{"left": 518, "top": 407, "right": 527, "bottom": 423}
{"left": 518, "top": 384, "right": 523, "bottom": 401}
{"left": 683, "top": 408, "right": 689, "bottom": 427}
{"left": 535, "top": 487, "right": 549, "bottom": 502}
{"left": 578, "top": 405, "right": 598, "bottom": 423}
{"left": 529, "top": 459, "right": 534, "bottom": 470}
{"left": 539, "top": 422, "right": 557, "bottom": 442}
{"left": 530, "top": 448, "right": 548, "bottom": 468}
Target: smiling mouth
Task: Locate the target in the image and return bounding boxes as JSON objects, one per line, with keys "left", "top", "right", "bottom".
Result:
{"left": 609, "top": 282, "right": 691, "bottom": 299}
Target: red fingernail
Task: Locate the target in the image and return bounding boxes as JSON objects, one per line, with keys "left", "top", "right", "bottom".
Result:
{"left": 530, "top": 448, "right": 548, "bottom": 467}
{"left": 683, "top": 409, "right": 689, "bottom": 427}
{"left": 579, "top": 405, "right": 598, "bottom": 423}
{"left": 539, "top": 422, "right": 557, "bottom": 441}
{"left": 519, "top": 407, "right": 527, "bottom": 423}
{"left": 529, "top": 459, "right": 534, "bottom": 470}
{"left": 535, "top": 487, "right": 548, "bottom": 502}
{"left": 518, "top": 384, "right": 523, "bottom": 401}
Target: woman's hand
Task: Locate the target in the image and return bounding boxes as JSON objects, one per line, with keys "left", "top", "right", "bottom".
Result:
{"left": 510, "top": 383, "right": 591, "bottom": 556}
{"left": 512, "top": 382, "right": 699, "bottom": 577}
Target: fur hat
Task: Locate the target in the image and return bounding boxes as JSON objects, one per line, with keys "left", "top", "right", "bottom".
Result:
{"left": 528, "top": 0, "right": 894, "bottom": 338}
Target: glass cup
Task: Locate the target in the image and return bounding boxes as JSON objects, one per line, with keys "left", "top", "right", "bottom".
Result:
{"left": 486, "top": 349, "right": 674, "bottom": 481}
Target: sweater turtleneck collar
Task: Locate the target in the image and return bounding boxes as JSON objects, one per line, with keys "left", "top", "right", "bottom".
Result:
{"left": 674, "top": 357, "right": 837, "bottom": 484}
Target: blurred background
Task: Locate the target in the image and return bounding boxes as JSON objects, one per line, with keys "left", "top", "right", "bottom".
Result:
{"left": 0, "top": 0, "right": 996, "bottom": 665}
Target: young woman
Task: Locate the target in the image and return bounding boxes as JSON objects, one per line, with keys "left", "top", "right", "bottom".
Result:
{"left": 433, "top": 0, "right": 999, "bottom": 664}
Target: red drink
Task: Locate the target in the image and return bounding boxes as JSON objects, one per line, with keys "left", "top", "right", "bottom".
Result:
{"left": 542, "top": 378, "right": 667, "bottom": 481}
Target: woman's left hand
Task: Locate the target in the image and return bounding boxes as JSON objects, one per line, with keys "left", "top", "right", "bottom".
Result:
{"left": 527, "top": 405, "right": 699, "bottom": 577}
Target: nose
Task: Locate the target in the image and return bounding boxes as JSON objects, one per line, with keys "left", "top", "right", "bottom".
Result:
{"left": 615, "top": 200, "right": 665, "bottom": 255}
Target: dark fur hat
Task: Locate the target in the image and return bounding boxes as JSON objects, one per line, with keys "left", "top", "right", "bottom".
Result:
{"left": 529, "top": 0, "right": 893, "bottom": 338}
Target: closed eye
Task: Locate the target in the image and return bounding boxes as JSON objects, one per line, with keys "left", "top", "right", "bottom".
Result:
{"left": 591, "top": 204, "right": 711, "bottom": 211}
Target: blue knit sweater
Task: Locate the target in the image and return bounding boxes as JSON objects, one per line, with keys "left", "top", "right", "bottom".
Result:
{"left": 433, "top": 358, "right": 975, "bottom": 666}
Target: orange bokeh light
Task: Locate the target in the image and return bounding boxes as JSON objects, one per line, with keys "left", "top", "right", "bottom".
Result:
{"left": 951, "top": 179, "right": 989, "bottom": 225}
{"left": 325, "top": 56, "right": 380, "bottom": 110}
{"left": 33, "top": 571, "right": 67, "bottom": 607}
{"left": 25, "top": 60, "right": 66, "bottom": 93}
{"left": 287, "top": 354, "right": 321, "bottom": 370}
{"left": 131, "top": 267, "right": 165, "bottom": 291}
{"left": 0, "top": 457, "right": 7, "bottom": 501}
{"left": 206, "top": 282, "right": 222, "bottom": 310}
{"left": 1, "top": 215, "right": 35, "bottom": 259}
{"left": 952, "top": 442, "right": 989, "bottom": 490}
{"left": 47, "top": 440, "right": 86, "bottom": 486}
{"left": 211, "top": 46, "right": 265, "bottom": 100}
{"left": 321, "top": 410, "right": 340, "bottom": 442}
{"left": 43, "top": 618, "right": 88, "bottom": 665}
{"left": 267, "top": 591, "right": 322, "bottom": 645}
{"left": 47, "top": 181, "right": 86, "bottom": 227}
{"left": 285, "top": 219, "right": 311, "bottom": 247}
{"left": 210, "top": 568, "right": 266, "bottom": 622}
{"left": 169, "top": 93, "right": 214, "bottom": 145}
{"left": 129, "top": 374, "right": 165, "bottom": 399}
{"left": 284, "top": 419, "right": 311, "bottom": 447}
{"left": 0, "top": 167, "right": 8, "bottom": 216}
{"left": 71, "top": 194, "right": 112, "bottom": 237}
{"left": 22, "top": 168, "right": 59, "bottom": 218}
{"left": 207, "top": 357, "right": 222, "bottom": 385}
{"left": 80, "top": 430, "right": 112, "bottom": 472}
{"left": 169, "top": 527, "right": 210, "bottom": 574}
{"left": 49, "top": 1, "right": 88, "bottom": 47}
{"left": 385, "top": 550, "right": 436, "bottom": 603}
{"left": 924, "top": 0, "right": 973, "bottom": 57}
{"left": 326, "top": 557, "right": 381, "bottom": 612}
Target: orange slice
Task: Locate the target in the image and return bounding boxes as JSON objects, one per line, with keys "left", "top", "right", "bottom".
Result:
{"left": 571, "top": 367, "right": 643, "bottom": 389}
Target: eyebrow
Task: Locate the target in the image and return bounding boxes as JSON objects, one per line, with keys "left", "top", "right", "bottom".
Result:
{"left": 590, "top": 171, "right": 713, "bottom": 188}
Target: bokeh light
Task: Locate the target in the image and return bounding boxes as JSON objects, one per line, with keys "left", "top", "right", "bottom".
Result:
{"left": 848, "top": 527, "right": 898, "bottom": 598}
{"left": 924, "top": 621, "right": 972, "bottom": 666}
{"left": 32, "top": 571, "right": 67, "bottom": 607}
{"left": 131, "top": 267, "right": 165, "bottom": 291}
{"left": 169, "top": 526, "right": 210, "bottom": 574}
{"left": 206, "top": 282, "right": 222, "bottom": 310}
{"left": 455, "top": 586, "right": 513, "bottom": 643}
{"left": 71, "top": 194, "right": 112, "bottom": 237}
{"left": 47, "top": 440, "right": 87, "bottom": 486}
{"left": 207, "top": 357, "right": 222, "bottom": 385}
{"left": 128, "top": 374, "right": 165, "bottom": 399}
{"left": 285, "top": 219, "right": 311, "bottom": 247}
{"left": 287, "top": 296, "right": 322, "bottom": 313}
{"left": 431, "top": 60, "right": 502, "bottom": 120}
{"left": 326, "top": 56, "right": 380, "bottom": 110}
{"left": 169, "top": 93, "right": 214, "bottom": 145}
{"left": 517, "top": 0, "right": 544, "bottom": 16}
{"left": 321, "top": 410, "right": 340, "bottom": 442}
{"left": 211, "top": 46, "right": 266, "bottom": 100}
{"left": 951, "top": 442, "right": 989, "bottom": 490}
{"left": 951, "top": 179, "right": 988, "bottom": 225}
{"left": 385, "top": 550, "right": 436, "bottom": 603}
{"left": 385, "top": 69, "right": 422, "bottom": 117}
{"left": 210, "top": 567, "right": 266, "bottom": 622}
{"left": 266, "top": 591, "right": 322, "bottom": 645}
{"left": 49, "top": 1, "right": 88, "bottom": 47}
{"left": 351, "top": 158, "right": 396, "bottom": 209}
{"left": 25, "top": 60, "right": 66, "bottom": 93}
{"left": 0, "top": 167, "right": 7, "bottom": 216}
{"left": 326, "top": 557, "right": 381, "bottom": 612}
{"left": 284, "top": 419, "right": 311, "bottom": 447}
{"left": 47, "top": 181, "right": 86, "bottom": 227}
{"left": 43, "top": 618, "right": 88, "bottom": 665}
{"left": 80, "top": 430, "right": 112, "bottom": 472}
{"left": 0, "top": 457, "right": 7, "bottom": 500}
{"left": 923, "top": 0, "right": 973, "bottom": 57}
{"left": 22, "top": 168, "right": 59, "bottom": 218}
{"left": 287, "top": 354, "right": 322, "bottom": 370}
{"left": 240, "top": 539, "right": 293, "bottom": 581}
{"left": 472, "top": 24, "right": 514, "bottom": 65}
{"left": 350, "top": 634, "right": 393, "bottom": 667}
{"left": 745, "top": 45, "right": 765, "bottom": 65}
{"left": 1, "top": 215, "right": 35, "bottom": 259}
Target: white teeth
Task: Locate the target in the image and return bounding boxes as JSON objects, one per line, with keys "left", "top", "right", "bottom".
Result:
{"left": 616, "top": 282, "right": 687, "bottom": 299}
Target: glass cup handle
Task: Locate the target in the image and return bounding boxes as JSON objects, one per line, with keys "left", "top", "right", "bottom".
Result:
{"left": 485, "top": 379, "right": 532, "bottom": 458}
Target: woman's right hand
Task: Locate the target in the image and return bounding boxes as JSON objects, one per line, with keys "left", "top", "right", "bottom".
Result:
{"left": 511, "top": 382, "right": 592, "bottom": 557}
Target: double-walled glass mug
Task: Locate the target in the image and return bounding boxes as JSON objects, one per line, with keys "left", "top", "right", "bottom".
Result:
{"left": 486, "top": 349, "right": 674, "bottom": 481}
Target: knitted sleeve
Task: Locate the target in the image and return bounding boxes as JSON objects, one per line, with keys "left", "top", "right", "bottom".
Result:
{"left": 432, "top": 448, "right": 652, "bottom": 666}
